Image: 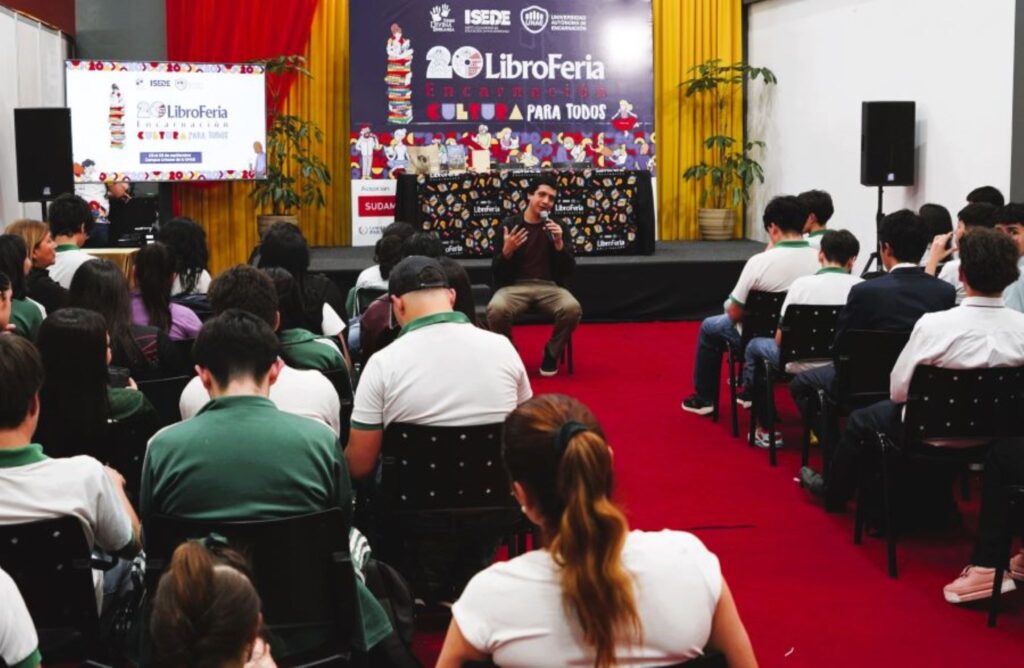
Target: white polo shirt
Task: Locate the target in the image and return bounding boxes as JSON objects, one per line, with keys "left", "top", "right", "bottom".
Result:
{"left": 779, "top": 267, "right": 863, "bottom": 373}
{"left": 453, "top": 530, "right": 721, "bottom": 667}
{"left": 805, "top": 229, "right": 828, "bottom": 249}
{"left": 351, "top": 311, "right": 532, "bottom": 429}
{"left": 48, "top": 243, "right": 97, "bottom": 290}
{"left": 355, "top": 264, "right": 389, "bottom": 290}
{"left": 0, "top": 444, "right": 135, "bottom": 611}
{"left": 938, "top": 258, "right": 966, "bottom": 304}
{"left": 0, "top": 567, "right": 39, "bottom": 668}
{"left": 890, "top": 296, "right": 1024, "bottom": 404}
{"left": 179, "top": 362, "right": 342, "bottom": 436}
{"left": 171, "top": 269, "right": 213, "bottom": 296}
{"left": 728, "top": 240, "right": 820, "bottom": 307}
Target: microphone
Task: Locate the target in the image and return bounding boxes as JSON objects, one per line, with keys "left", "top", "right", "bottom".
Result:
{"left": 540, "top": 210, "right": 553, "bottom": 241}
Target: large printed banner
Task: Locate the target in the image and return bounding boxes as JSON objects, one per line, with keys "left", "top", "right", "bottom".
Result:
{"left": 66, "top": 61, "right": 267, "bottom": 183}
{"left": 349, "top": 0, "right": 655, "bottom": 248}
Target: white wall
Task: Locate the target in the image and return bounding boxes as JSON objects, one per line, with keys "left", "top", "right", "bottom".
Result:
{"left": 746, "top": 0, "right": 1015, "bottom": 269}
{"left": 0, "top": 7, "right": 69, "bottom": 224}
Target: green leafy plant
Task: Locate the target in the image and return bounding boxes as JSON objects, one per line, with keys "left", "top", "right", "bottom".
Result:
{"left": 249, "top": 55, "right": 332, "bottom": 215}
{"left": 681, "top": 59, "right": 777, "bottom": 209}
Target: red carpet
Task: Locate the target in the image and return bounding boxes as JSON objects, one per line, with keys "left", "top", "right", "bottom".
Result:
{"left": 411, "top": 322, "right": 1024, "bottom": 666}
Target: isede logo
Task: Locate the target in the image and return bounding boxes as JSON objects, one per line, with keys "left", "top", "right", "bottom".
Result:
{"left": 520, "top": 5, "right": 549, "bottom": 34}
{"left": 465, "top": 9, "right": 511, "bottom": 33}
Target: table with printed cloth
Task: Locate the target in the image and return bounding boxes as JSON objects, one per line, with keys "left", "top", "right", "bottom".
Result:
{"left": 395, "top": 168, "right": 656, "bottom": 259}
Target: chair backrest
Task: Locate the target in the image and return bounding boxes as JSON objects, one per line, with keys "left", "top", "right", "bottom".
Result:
{"left": 143, "top": 509, "right": 356, "bottom": 653}
{"left": 137, "top": 375, "right": 191, "bottom": 427}
{"left": 106, "top": 412, "right": 158, "bottom": 504}
{"left": 172, "top": 338, "right": 196, "bottom": 369}
{"left": 471, "top": 283, "right": 493, "bottom": 307}
{"left": 833, "top": 329, "right": 911, "bottom": 404}
{"left": 355, "top": 287, "right": 387, "bottom": 316}
{"left": 379, "top": 422, "right": 516, "bottom": 513}
{"left": 0, "top": 516, "right": 99, "bottom": 638}
{"left": 320, "top": 367, "right": 354, "bottom": 444}
{"left": 778, "top": 305, "right": 843, "bottom": 367}
{"left": 904, "top": 365, "right": 1024, "bottom": 444}
{"left": 740, "top": 290, "right": 787, "bottom": 346}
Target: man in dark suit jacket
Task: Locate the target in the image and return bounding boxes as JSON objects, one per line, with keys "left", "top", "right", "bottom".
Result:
{"left": 487, "top": 173, "right": 580, "bottom": 376}
{"left": 790, "top": 210, "right": 956, "bottom": 472}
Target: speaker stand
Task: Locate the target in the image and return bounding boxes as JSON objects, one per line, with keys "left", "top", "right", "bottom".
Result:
{"left": 860, "top": 185, "right": 885, "bottom": 276}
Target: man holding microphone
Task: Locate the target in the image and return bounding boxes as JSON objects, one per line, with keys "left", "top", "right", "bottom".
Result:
{"left": 487, "top": 174, "right": 582, "bottom": 376}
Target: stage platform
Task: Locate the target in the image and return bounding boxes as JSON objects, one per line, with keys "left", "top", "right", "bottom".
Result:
{"left": 311, "top": 240, "right": 761, "bottom": 322}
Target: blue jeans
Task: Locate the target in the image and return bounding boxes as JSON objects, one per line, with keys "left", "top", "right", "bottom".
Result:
{"left": 693, "top": 314, "right": 741, "bottom": 401}
{"left": 744, "top": 337, "right": 780, "bottom": 424}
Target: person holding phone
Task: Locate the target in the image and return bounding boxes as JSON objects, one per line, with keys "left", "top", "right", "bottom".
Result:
{"left": 487, "top": 174, "right": 581, "bottom": 377}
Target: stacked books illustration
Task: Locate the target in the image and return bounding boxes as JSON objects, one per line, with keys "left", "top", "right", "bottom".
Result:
{"left": 109, "top": 84, "right": 125, "bottom": 149}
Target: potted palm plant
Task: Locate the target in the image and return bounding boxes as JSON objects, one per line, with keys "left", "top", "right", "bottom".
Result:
{"left": 250, "top": 55, "right": 332, "bottom": 238}
{"left": 682, "top": 59, "right": 777, "bottom": 240}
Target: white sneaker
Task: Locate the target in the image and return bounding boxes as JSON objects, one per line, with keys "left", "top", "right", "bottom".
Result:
{"left": 754, "top": 428, "right": 784, "bottom": 449}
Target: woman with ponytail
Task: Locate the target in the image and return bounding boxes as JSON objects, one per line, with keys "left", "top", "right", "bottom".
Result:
{"left": 439, "top": 394, "right": 757, "bottom": 667}
{"left": 131, "top": 242, "right": 202, "bottom": 341}
{"left": 150, "top": 539, "right": 276, "bottom": 668}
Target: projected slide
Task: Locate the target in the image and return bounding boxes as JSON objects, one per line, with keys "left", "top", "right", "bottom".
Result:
{"left": 66, "top": 61, "right": 267, "bottom": 182}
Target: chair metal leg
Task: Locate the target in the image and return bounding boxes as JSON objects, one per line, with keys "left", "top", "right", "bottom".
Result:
{"left": 728, "top": 349, "right": 739, "bottom": 437}
{"left": 747, "top": 359, "right": 758, "bottom": 447}
{"left": 989, "top": 565, "right": 1006, "bottom": 627}
{"left": 765, "top": 360, "right": 777, "bottom": 466}
{"left": 879, "top": 433, "right": 898, "bottom": 578}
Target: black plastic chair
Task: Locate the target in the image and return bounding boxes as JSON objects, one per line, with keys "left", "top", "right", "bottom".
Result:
{"left": 858, "top": 366, "right": 1024, "bottom": 578}
{"left": 749, "top": 304, "right": 842, "bottom": 466}
{"left": 719, "top": 290, "right": 786, "bottom": 437}
{"left": 471, "top": 283, "right": 492, "bottom": 326}
{"left": 354, "top": 287, "right": 388, "bottom": 317}
{"left": 0, "top": 516, "right": 107, "bottom": 664}
{"left": 514, "top": 312, "right": 575, "bottom": 374}
{"left": 137, "top": 375, "right": 191, "bottom": 427}
{"left": 172, "top": 338, "right": 196, "bottom": 369}
{"left": 321, "top": 367, "right": 354, "bottom": 445}
{"left": 144, "top": 509, "right": 356, "bottom": 666}
{"left": 812, "top": 330, "right": 912, "bottom": 472}
{"left": 989, "top": 484, "right": 1024, "bottom": 627}
{"left": 106, "top": 410, "right": 161, "bottom": 505}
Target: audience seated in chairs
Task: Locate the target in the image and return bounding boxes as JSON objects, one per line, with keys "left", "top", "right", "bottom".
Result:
{"left": 0, "top": 334, "right": 141, "bottom": 616}
{"left": 798, "top": 189, "right": 833, "bottom": 248}
{"left": 486, "top": 173, "right": 581, "bottom": 377}
{"left": 150, "top": 539, "right": 274, "bottom": 668}
{"left": 46, "top": 193, "right": 98, "bottom": 290}
{"left": 141, "top": 309, "right": 393, "bottom": 655}
{"left": 0, "top": 235, "right": 46, "bottom": 340}
{"left": 35, "top": 308, "right": 159, "bottom": 461}
{"left": 257, "top": 221, "right": 348, "bottom": 337}
{"left": 925, "top": 202, "right": 997, "bottom": 302}
{"left": 158, "top": 216, "right": 213, "bottom": 297}
{"left": 438, "top": 394, "right": 757, "bottom": 668}
{"left": 438, "top": 256, "right": 480, "bottom": 326}
{"left": 356, "top": 221, "right": 415, "bottom": 291}
{"left": 994, "top": 203, "right": 1024, "bottom": 312}
{"left": 359, "top": 231, "right": 445, "bottom": 362}
{"left": 742, "top": 229, "right": 862, "bottom": 448}
{"left": 178, "top": 265, "right": 343, "bottom": 436}
{"left": 791, "top": 209, "right": 955, "bottom": 466}
{"left": 264, "top": 266, "right": 350, "bottom": 371}
{"left": 804, "top": 229, "right": 1024, "bottom": 529}
{"left": 69, "top": 259, "right": 187, "bottom": 381}
{"left": 5, "top": 219, "right": 68, "bottom": 313}
{"left": 0, "top": 565, "right": 40, "bottom": 668}
{"left": 347, "top": 256, "right": 532, "bottom": 601}
{"left": 131, "top": 242, "right": 203, "bottom": 342}
{"left": 681, "top": 195, "right": 819, "bottom": 416}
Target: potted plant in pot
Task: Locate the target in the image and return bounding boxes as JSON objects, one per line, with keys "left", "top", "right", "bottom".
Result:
{"left": 250, "top": 55, "right": 332, "bottom": 238}
{"left": 681, "top": 59, "right": 777, "bottom": 240}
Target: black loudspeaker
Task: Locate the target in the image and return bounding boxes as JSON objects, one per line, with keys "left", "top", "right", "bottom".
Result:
{"left": 860, "top": 101, "right": 915, "bottom": 187}
{"left": 14, "top": 107, "right": 74, "bottom": 202}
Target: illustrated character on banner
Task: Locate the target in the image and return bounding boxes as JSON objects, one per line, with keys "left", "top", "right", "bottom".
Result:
{"left": 554, "top": 134, "right": 577, "bottom": 164}
{"left": 610, "top": 144, "right": 629, "bottom": 168}
{"left": 355, "top": 126, "right": 381, "bottom": 180}
{"left": 385, "top": 128, "right": 411, "bottom": 175}
{"left": 75, "top": 159, "right": 111, "bottom": 222}
{"left": 518, "top": 143, "right": 540, "bottom": 168}
{"left": 472, "top": 124, "right": 493, "bottom": 152}
{"left": 587, "top": 132, "right": 613, "bottom": 167}
{"left": 575, "top": 137, "right": 592, "bottom": 164}
{"left": 611, "top": 99, "right": 638, "bottom": 141}
{"left": 431, "top": 135, "right": 450, "bottom": 168}
{"left": 633, "top": 136, "right": 651, "bottom": 171}
{"left": 386, "top": 23, "right": 413, "bottom": 65}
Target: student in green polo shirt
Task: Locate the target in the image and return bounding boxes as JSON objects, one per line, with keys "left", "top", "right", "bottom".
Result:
{"left": 798, "top": 189, "right": 834, "bottom": 249}
{"left": 0, "top": 235, "right": 46, "bottom": 340}
{"left": 140, "top": 310, "right": 391, "bottom": 657}
{"left": 263, "top": 266, "right": 348, "bottom": 371}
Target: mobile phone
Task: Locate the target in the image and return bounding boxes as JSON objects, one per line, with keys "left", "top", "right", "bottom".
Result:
{"left": 108, "top": 365, "right": 131, "bottom": 389}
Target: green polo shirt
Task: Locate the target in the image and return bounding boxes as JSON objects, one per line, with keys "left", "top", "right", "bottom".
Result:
{"left": 278, "top": 328, "right": 346, "bottom": 371}
{"left": 139, "top": 395, "right": 391, "bottom": 653}
{"left": 9, "top": 299, "right": 43, "bottom": 340}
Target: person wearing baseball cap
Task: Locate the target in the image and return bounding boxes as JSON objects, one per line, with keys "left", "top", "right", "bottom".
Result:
{"left": 347, "top": 255, "right": 532, "bottom": 601}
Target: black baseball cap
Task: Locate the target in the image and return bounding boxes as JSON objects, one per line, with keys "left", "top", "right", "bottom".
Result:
{"left": 388, "top": 255, "right": 450, "bottom": 297}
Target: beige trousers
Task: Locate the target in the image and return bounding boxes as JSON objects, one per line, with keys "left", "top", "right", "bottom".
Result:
{"left": 486, "top": 280, "right": 582, "bottom": 358}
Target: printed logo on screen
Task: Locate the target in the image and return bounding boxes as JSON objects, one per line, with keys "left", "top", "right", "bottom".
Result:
{"left": 465, "top": 9, "right": 511, "bottom": 33}
{"left": 359, "top": 195, "right": 396, "bottom": 217}
{"left": 430, "top": 4, "right": 455, "bottom": 32}
{"left": 520, "top": 5, "right": 549, "bottom": 34}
